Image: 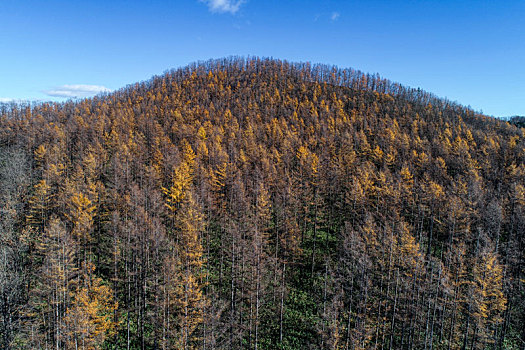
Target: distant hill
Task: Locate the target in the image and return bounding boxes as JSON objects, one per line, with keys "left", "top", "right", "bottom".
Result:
{"left": 0, "top": 57, "right": 523, "bottom": 349}
{"left": 508, "top": 115, "right": 525, "bottom": 128}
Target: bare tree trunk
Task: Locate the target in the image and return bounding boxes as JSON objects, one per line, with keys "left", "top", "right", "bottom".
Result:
{"left": 388, "top": 269, "right": 399, "bottom": 350}
{"left": 279, "top": 262, "right": 286, "bottom": 345}
{"left": 255, "top": 245, "right": 260, "bottom": 350}
{"left": 230, "top": 230, "right": 236, "bottom": 349}
{"left": 462, "top": 304, "right": 471, "bottom": 350}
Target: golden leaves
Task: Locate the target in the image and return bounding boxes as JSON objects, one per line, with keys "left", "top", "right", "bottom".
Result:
{"left": 296, "top": 145, "right": 319, "bottom": 176}
{"left": 64, "top": 261, "right": 118, "bottom": 350}
{"left": 65, "top": 192, "right": 96, "bottom": 243}
{"left": 471, "top": 250, "right": 507, "bottom": 328}
{"left": 34, "top": 144, "right": 47, "bottom": 165}
{"left": 163, "top": 140, "right": 196, "bottom": 214}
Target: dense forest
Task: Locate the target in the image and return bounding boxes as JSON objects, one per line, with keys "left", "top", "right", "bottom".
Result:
{"left": 0, "top": 57, "right": 524, "bottom": 350}
{"left": 508, "top": 116, "right": 525, "bottom": 129}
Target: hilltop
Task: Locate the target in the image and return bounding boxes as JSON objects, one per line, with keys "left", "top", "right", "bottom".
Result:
{"left": 0, "top": 57, "right": 524, "bottom": 349}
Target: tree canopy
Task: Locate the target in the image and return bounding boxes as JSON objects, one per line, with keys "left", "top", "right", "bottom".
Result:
{"left": 0, "top": 57, "right": 524, "bottom": 349}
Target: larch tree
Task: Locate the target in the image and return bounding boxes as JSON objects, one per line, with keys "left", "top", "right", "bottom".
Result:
{"left": 23, "top": 218, "right": 76, "bottom": 349}
{"left": 63, "top": 261, "right": 118, "bottom": 350}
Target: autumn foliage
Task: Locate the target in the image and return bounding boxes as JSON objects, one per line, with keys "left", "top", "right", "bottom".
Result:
{"left": 0, "top": 57, "right": 524, "bottom": 349}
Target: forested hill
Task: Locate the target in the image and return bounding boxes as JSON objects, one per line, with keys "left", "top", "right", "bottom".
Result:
{"left": 0, "top": 57, "right": 524, "bottom": 350}
{"left": 508, "top": 116, "right": 525, "bottom": 129}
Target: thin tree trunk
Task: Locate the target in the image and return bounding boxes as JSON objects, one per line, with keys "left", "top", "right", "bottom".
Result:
{"left": 345, "top": 274, "right": 354, "bottom": 350}
{"left": 388, "top": 269, "right": 399, "bottom": 350}
{"left": 279, "top": 262, "right": 286, "bottom": 345}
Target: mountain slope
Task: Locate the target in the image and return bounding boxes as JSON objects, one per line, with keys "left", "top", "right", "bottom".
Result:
{"left": 0, "top": 57, "right": 524, "bottom": 349}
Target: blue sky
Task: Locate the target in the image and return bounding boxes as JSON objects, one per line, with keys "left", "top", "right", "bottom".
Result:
{"left": 1, "top": 0, "right": 524, "bottom": 117}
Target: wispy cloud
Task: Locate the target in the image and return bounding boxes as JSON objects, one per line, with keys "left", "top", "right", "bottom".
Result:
{"left": 200, "top": 0, "right": 244, "bottom": 14}
{"left": 331, "top": 12, "right": 340, "bottom": 21}
{"left": 43, "top": 84, "right": 111, "bottom": 98}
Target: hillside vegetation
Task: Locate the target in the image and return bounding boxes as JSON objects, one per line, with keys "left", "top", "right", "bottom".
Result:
{"left": 0, "top": 57, "right": 524, "bottom": 349}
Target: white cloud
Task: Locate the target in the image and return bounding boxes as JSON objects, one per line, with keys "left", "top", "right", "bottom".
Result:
{"left": 43, "top": 84, "right": 111, "bottom": 98}
{"left": 331, "top": 12, "right": 340, "bottom": 21}
{"left": 200, "top": 0, "right": 244, "bottom": 14}
{"left": 0, "top": 98, "right": 15, "bottom": 103}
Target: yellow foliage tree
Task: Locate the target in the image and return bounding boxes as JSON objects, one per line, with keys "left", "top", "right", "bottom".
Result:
{"left": 24, "top": 218, "right": 76, "bottom": 349}
{"left": 64, "top": 261, "right": 118, "bottom": 350}
{"left": 162, "top": 140, "right": 207, "bottom": 349}
{"left": 162, "top": 140, "right": 196, "bottom": 212}
{"left": 470, "top": 249, "right": 506, "bottom": 348}
{"left": 26, "top": 179, "right": 52, "bottom": 230}
{"left": 65, "top": 192, "right": 96, "bottom": 251}
{"left": 163, "top": 192, "right": 207, "bottom": 350}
